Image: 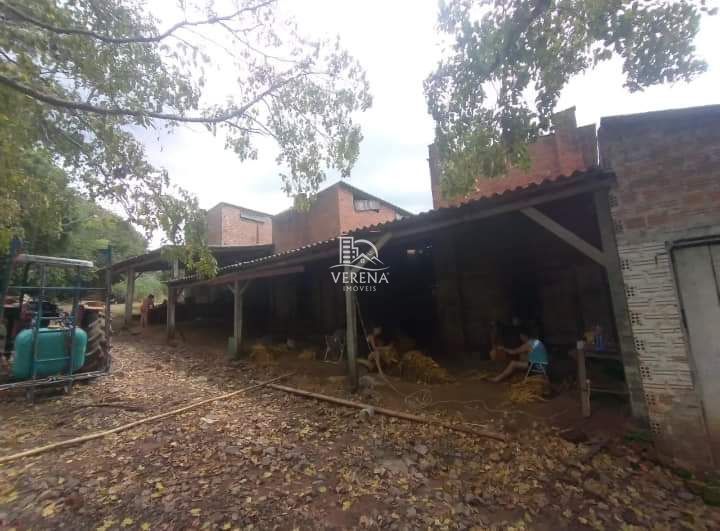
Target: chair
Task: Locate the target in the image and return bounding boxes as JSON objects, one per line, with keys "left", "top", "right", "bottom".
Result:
{"left": 323, "top": 329, "right": 345, "bottom": 363}
{"left": 525, "top": 361, "right": 548, "bottom": 381}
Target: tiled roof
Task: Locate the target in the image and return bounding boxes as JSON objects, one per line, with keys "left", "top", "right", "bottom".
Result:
{"left": 170, "top": 168, "right": 613, "bottom": 285}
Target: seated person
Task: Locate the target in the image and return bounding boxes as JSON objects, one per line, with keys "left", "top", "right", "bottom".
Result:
{"left": 491, "top": 330, "right": 548, "bottom": 383}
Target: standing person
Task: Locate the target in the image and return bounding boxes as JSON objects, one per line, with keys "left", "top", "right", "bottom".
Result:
{"left": 491, "top": 330, "right": 548, "bottom": 382}
{"left": 140, "top": 294, "right": 155, "bottom": 328}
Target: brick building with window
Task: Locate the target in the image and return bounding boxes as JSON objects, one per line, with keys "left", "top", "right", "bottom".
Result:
{"left": 271, "top": 181, "right": 411, "bottom": 253}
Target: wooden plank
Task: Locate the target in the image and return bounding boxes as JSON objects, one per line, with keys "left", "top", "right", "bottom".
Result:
{"left": 521, "top": 207, "right": 607, "bottom": 267}
{"left": 593, "top": 189, "right": 649, "bottom": 422}
{"left": 123, "top": 266, "right": 135, "bottom": 329}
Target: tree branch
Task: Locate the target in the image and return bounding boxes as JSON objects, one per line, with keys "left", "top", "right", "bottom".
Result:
{"left": 0, "top": 0, "right": 276, "bottom": 45}
{"left": 0, "top": 72, "right": 305, "bottom": 124}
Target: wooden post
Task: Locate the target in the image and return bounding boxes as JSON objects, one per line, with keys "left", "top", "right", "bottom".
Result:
{"left": 229, "top": 280, "right": 251, "bottom": 357}
{"left": 123, "top": 266, "right": 135, "bottom": 329}
{"left": 341, "top": 233, "right": 391, "bottom": 392}
{"left": 345, "top": 270, "right": 358, "bottom": 392}
{"left": 104, "top": 248, "right": 113, "bottom": 356}
{"left": 166, "top": 258, "right": 180, "bottom": 341}
{"left": 167, "top": 286, "right": 176, "bottom": 340}
{"left": 232, "top": 280, "right": 243, "bottom": 357}
{"left": 594, "top": 189, "right": 649, "bottom": 423}
{"left": 577, "top": 347, "right": 591, "bottom": 417}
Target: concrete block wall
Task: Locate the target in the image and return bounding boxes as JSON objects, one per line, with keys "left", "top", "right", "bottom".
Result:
{"left": 599, "top": 105, "right": 720, "bottom": 468}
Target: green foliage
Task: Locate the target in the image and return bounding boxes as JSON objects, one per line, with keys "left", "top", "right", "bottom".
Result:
{"left": 0, "top": 0, "right": 371, "bottom": 276}
{"left": 113, "top": 273, "right": 166, "bottom": 303}
{"left": 425, "top": 0, "right": 716, "bottom": 198}
{"left": 3, "top": 149, "right": 147, "bottom": 289}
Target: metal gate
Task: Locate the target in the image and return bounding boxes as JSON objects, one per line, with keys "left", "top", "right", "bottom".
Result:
{"left": 673, "top": 241, "right": 720, "bottom": 460}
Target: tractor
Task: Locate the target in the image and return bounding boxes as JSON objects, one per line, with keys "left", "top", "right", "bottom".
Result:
{"left": 0, "top": 243, "right": 112, "bottom": 401}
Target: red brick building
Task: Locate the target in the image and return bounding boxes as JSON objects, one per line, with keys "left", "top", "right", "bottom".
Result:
{"left": 272, "top": 182, "right": 411, "bottom": 253}
{"left": 429, "top": 107, "right": 598, "bottom": 208}
{"left": 206, "top": 203, "right": 273, "bottom": 247}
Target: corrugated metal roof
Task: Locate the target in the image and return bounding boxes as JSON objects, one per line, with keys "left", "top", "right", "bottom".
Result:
{"left": 170, "top": 168, "right": 613, "bottom": 286}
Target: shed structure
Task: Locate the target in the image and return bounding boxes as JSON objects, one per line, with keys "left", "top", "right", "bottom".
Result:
{"left": 168, "top": 169, "right": 642, "bottom": 422}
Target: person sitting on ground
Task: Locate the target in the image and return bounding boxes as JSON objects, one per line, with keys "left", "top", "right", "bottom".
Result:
{"left": 491, "top": 330, "right": 548, "bottom": 383}
{"left": 140, "top": 294, "right": 155, "bottom": 328}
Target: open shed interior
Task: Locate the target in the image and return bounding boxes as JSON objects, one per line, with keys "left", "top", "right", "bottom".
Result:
{"left": 168, "top": 190, "right": 622, "bottom": 394}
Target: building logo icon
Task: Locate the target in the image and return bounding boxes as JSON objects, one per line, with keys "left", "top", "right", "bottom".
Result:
{"left": 330, "top": 236, "right": 389, "bottom": 290}
{"left": 335, "top": 236, "right": 388, "bottom": 271}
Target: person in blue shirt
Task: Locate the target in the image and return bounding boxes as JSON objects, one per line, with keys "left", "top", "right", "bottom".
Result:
{"left": 491, "top": 331, "right": 549, "bottom": 383}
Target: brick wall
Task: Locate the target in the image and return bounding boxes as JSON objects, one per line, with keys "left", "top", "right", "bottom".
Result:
{"left": 599, "top": 105, "right": 720, "bottom": 469}
{"left": 273, "top": 187, "right": 341, "bottom": 253}
{"left": 207, "top": 207, "right": 222, "bottom": 246}
{"left": 430, "top": 107, "right": 598, "bottom": 208}
{"left": 336, "top": 184, "right": 399, "bottom": 233}
{"left": 206, "top": 204, "right": 272, "bottom": 246}
{"left": 273, "top": 183, "right": 403, "bottom": 253}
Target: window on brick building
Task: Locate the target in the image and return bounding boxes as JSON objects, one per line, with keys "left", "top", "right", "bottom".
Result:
{"left": 353, "top": 197, "right": 380, "bottom": 212}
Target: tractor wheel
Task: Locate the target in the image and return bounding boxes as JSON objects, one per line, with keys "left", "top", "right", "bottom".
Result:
{"left": 83, "top": 310, "right": 110, "bottom": 371}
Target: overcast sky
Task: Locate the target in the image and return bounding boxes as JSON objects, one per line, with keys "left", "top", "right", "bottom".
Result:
{"left": 141, "top": 0, "right": 720, "bottom": 223}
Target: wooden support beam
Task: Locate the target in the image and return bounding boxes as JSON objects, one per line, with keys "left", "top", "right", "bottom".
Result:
{"left": 167, "top": 286, "right": 176, "bottom": 340}
{"left": 166, "top": 259, "right": 181, "bottom": 340}
{"left": 577, "top": 348, "right": 591, "bottom": 418}
{"left": 386, "top": 179, "right": 613, "bottom": 244}
{"left": 521, "top": 207, "right": 607, "bottom": 267}
{"left": 238, "top": 279, "right": 253, "bottom": 296}
{"left": 123, "top": 266, "right": 135, "bottom": 329}
{"left": 180, "top": 264, "right": 304, "bottom": 289}
{"left": 368, "top": 232, "right": 393, "bottom": 258}
{"left": 229, "top": 279, "right": 253, "bottom": 357}
{"left": 345, "top": 275, "right": 358, "bottom": 392}
{"left": 593, "top": 190, "right": 649, "bottom": 422}
{"left": 343, "top": 233, "right": 392, "bottom": 391}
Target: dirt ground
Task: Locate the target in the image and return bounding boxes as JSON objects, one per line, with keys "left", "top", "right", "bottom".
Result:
{"left": 1, "top": 324, "right": 719, "bottom": 530}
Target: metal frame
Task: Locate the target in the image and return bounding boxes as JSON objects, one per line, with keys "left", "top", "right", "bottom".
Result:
{"left": 0, "top": 248, "right": 113, "bottom": 396}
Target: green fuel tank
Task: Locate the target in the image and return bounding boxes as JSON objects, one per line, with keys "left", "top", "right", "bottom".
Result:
{"left": 12, "top": 328, "right": 87, "bottom": 380}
